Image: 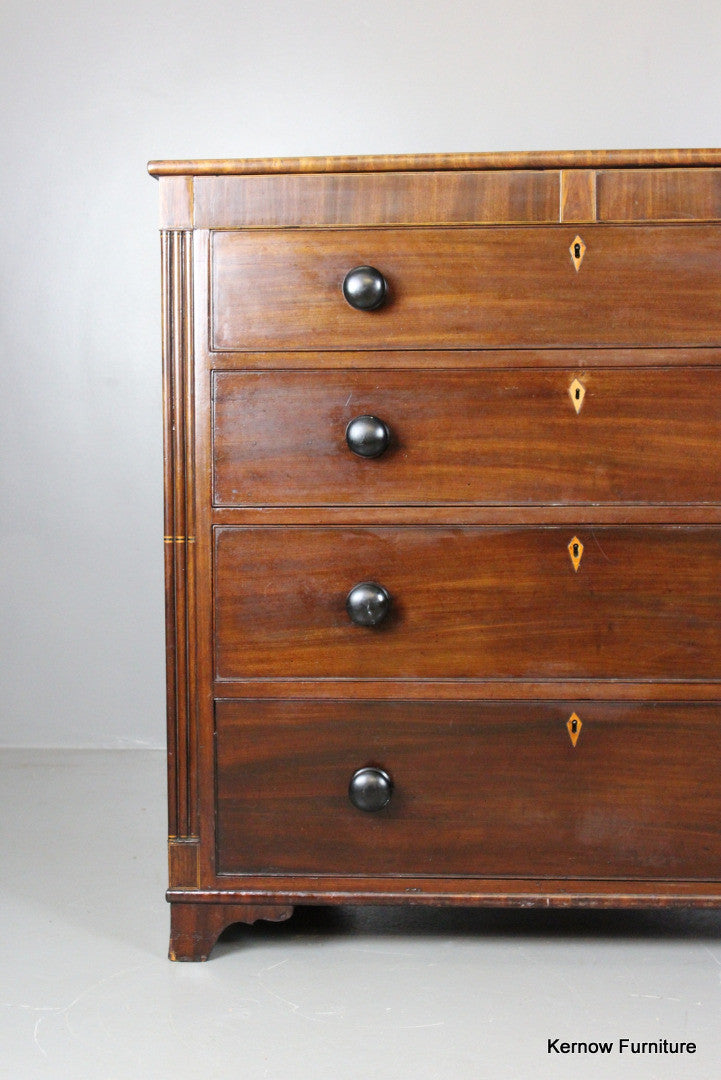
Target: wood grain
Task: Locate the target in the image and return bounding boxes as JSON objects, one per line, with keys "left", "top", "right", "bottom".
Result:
{"left": 194, "top": 171, "right": 560, "bottom": 228}
{"left": 560, "top": 170, "right": 597, "bottom": 221}
{"left": 211, "top": 226, "right": 721, "bottom": 351}
{"left": 159, "top": 177, "right": 193, "bottom": 229}
{"left": 194, "top": 167, "right": 721, "bottom": 227}
{"left": 168, "top": 838, "right": 200, "bottom": 888}
{"left": 169, "top": 883, "right": 721, "bottom": 906}
{"left": 212, "top": 368, "right": 721, "bottom": 507}
{"left": 205, "top": 348, "right": 721, "bottom": 371}
{"left": 162, "top": 230, "right": 198, "bottom": 841}
{"left": 212, "top": 679, "right": 721, "bottom": 701}
{"left": 214, "top": 525, "right": 721, "bottom": 680}
{"left": 211, "top": 506, "right": 721, "bottom": 528}
{"left": 148, "top": 148, "right": 721, "bottom": 177}
{"left": 598, "top": 168, "right": 721, "bottom": 221}
{"left": 169, "top": 901, "right": 294, "bottom": 961}
{"left": 215, "top": 698, "right": 721, "bottom": 880}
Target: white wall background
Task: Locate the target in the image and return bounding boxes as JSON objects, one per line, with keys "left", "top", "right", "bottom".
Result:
{"left": 2, "top": 0, "right": 720, "bottom": 747}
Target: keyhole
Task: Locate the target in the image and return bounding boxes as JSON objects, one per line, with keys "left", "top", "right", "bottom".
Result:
{"left": 575, "top": 387, "right": 581, "bottom": 400}
{"left": 574, "top": 242, "right": 581, "bottom": 259}
{"left": 571, "top": 719, "right": 578, "bottom": 734}
{"left": 573, "top": 543, "right": 579, "bottom": 558}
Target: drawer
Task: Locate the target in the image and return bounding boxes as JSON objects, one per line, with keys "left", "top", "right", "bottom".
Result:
{"left": 214, "top": 525, "right": 721, "bottom": 680}
{"left": 215, "top": 698, "right": 721, "bottom": 879}
{"left": 210, "top": 225, "right": 721, "bottom": 351}
{"left": 213, "top": 367, "right": 721, "bottom": 506}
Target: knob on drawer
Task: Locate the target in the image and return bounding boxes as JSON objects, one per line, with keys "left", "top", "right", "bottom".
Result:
{"left": 345, "top": 415, "right": 390, "bottom": 458}
{"left": 348, "top": 767, "right": 393, "bottom": 812}
{"left": 346, "top": 581, "right": 391, "bottom": 627}
{"left": 342, "top": 265, "right": 388, "bottom": 311}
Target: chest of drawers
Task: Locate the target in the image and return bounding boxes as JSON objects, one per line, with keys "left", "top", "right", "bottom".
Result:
{"left": 149, "top": 150, "right": 721, "bottom": 960}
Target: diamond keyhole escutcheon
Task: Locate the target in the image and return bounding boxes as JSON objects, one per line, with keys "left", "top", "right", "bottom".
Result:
{"left": 566, "top": 712, "right": 583, "bottom": 747}
{"left": 568, "top": 377, "right": 586, "bottom": 414}
{"left": 568, "top": 536, "right": 584, "bottom": 572}
{"left": 570, "top": 235, "right": 586, "bottom": 271}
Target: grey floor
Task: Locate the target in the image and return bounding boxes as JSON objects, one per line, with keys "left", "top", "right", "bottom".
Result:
{"left": 2, "top": 750, "right": 720, "bottom": 1079}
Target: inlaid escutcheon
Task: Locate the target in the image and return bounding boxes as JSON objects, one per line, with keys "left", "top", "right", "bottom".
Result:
{"left": 567, "top": 712, "right": 582, "bottom": 747}
{"left": 568, "top": 377, "right": 586, "bottom": 413}
{"left": 570, "top": 235, "right": 586, "bottom": 271}
{"left": 568, "top": 536, "right": 584, "bottom": 572}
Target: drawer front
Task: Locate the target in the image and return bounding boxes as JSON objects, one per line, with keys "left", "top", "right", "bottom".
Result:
{"left": 211, "top": 225, "right": 721, "bottom": 351}
{"left": 214, "top": 525, "right": 721, "bottom": 680}
{"left": 215, "top": 699, "right": 721, "bottom": 879}
{"left": 213, "top": 368, "right": 721, "bottom": 506}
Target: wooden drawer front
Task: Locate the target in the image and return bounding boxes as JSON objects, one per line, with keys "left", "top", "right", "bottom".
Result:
{"left": 211, "top": 226, "right": 721, "bottom": 351}
{"left": 214, "top": 525, "right": 721, "bottom": 681}
{"left": 215, "top": 699, "right": 721, "bottom": 879}
{"left": 213, "top": 368, "right": 721, "bottom": 507}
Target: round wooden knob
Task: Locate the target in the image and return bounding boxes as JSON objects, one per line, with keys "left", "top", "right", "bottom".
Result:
{"left": 346, "top": 581, "right": 391, "bottom": 627}
{"left": 342, "top": 265, "right": 388, "bottom": 311}
{"left": 345, "top": 415, "right": 390, "bottom": 458}
{"left": 348, "top": 767, "right": 393, "bottom": 812}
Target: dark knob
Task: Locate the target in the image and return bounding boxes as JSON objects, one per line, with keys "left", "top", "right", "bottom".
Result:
{"left": 345, "top": 415, "right": 390, "bottom": 458}
{"left": 342, "top": 265, "right": 388, "bottom": 311}
{"left": 348, "top": 767, "right": 393, "bottom": 812}
{"left": 346, "top": 581, "right": 391, "bottom": 627}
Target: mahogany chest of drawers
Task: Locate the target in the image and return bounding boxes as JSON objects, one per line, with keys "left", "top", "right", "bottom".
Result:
{"left": 149, "top": 150, "right": 721, "bottom": 960}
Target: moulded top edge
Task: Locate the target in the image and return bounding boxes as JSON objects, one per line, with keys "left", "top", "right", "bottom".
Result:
{"left": 147, "top": 149, "right": 721, "bottom": 177}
